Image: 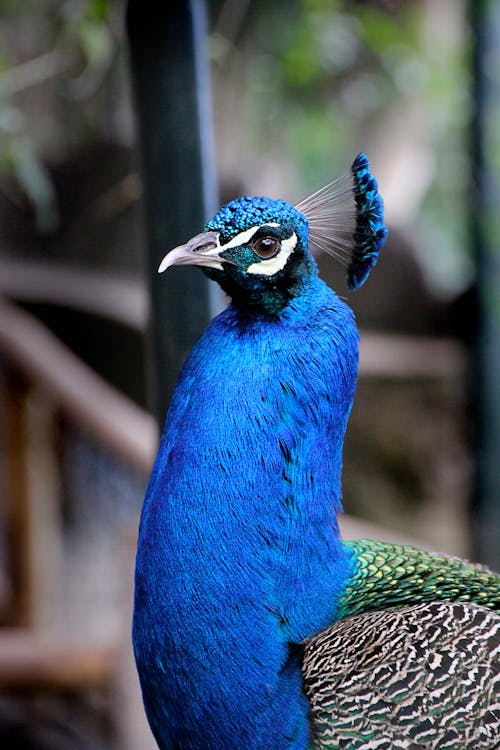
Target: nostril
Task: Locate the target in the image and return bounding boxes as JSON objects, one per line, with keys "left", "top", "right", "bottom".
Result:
{"left": 187, "top": 231, "right": 220, "bottom": 254}
{"left": 194, "top": 242, "right": 216, "bottom": 253}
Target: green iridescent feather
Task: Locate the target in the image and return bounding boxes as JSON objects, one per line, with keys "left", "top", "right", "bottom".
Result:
{"left": 336, "top": 539, "right": 499, "bottom": 620}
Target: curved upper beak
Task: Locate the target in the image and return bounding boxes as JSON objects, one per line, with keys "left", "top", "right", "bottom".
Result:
{"left": 158, "top": 231, "right": 227, "bottom": 273}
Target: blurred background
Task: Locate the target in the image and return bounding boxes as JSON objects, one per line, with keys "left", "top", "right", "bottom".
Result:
{"left": 0, "top": 0, "right": 498, "bottom": 747}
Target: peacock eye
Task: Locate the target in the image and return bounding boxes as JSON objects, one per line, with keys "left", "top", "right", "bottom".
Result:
{"left": 252, "top": 236, "right": 281, "bottom": 259}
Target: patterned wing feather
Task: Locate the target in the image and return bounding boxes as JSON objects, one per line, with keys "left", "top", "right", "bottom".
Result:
{"left": 302, "top": 602, "right": 500, "bottom": 750}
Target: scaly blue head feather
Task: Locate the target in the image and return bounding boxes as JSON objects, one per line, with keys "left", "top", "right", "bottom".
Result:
{"left": 204, "top": 195, "right": 308, "bottom": 245}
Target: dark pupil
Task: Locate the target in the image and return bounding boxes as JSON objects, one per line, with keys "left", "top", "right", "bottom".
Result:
{"left": 253, "top": 236, "right": 280, "bottom": 259}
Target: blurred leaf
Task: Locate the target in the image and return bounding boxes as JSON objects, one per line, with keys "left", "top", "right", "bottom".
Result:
{"left": 282, "top": 26, "right": 322, "bottom": 87}
{"left": 286, "top": 106, "right": 350, "bottom": 189}
{"left": 0, "top": 101, "right": 23, "bottom": 133}
{"left": 8, "top": 139, "right": 59, "bottom": 233}
{"left": 78, "top": 18, "right": 113, "bottom": 68}
{"left": 87, "top": 0, "right": 111, "bottom": 23}
{"left": 0, "top": 0, "right": 23, "bottom": 13}
{"left": 356, "top": 4, "right": 420, "bottom": 55}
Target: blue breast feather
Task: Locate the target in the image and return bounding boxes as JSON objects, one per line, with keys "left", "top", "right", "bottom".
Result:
{"left": 133, "top": 276, "right": 359, "bottom": 750}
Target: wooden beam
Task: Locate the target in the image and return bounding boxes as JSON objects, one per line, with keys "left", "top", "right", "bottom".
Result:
{"left": 359, "top": 333, "right": 465, "bottom": 380}
{"left": 4, "top": 374, "right": 33, "bottom": 626}
{"left": 0, "top": 297, "right": 157, "bottom": 475}
{"left": 0, "top": 630, "right": 115, "bottom": 691}
{"left": 0, "top": 258, "right": 147, "bottom": 332}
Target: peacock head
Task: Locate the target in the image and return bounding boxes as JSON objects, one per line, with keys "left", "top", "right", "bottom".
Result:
{"left": 158, "top": 154, "right": 388, "bottom": 314}
{"left": 158, "top": 195, "right": 314, "bottom": 314}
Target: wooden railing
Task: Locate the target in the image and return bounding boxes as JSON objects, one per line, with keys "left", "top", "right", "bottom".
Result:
{"left": 0, "top": 292, "right": 155, "bottom": 697}
{"left": 0, "top": 296, "right": 156, "bottom": 476}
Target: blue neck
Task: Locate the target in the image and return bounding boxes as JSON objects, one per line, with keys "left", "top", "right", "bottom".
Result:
{"left": 133, "top": 276, "right": 359, "bottom": 750}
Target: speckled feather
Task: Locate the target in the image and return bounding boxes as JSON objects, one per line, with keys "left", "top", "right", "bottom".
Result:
{"left": 301, "top": 539, "right": 500, "bottom": 748}
{"left": 303, "top": 601, "right": 500, "bottom": 749}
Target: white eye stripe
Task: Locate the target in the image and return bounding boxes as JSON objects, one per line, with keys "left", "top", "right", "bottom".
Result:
{"left": 247, "top": 233, "right": 298, "bottom": 276}
{"left": 220, "top": 223, "right": 280, "bottom": 251}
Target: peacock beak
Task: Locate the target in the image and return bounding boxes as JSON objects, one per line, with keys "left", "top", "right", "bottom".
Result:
{"left": 158, "top": 231, "right": 228, "bottom": 273}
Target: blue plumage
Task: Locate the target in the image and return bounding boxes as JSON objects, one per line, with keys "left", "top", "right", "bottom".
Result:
{"left": 135, "top": 158, "right": 500, "bottom": 749}
{"left": 134, "top": 283, "right": 358, "bottom": 749}
{"left": 133, "top": 155, "right": 500, "bottom": 750}
{"left": 205, "top": 195, "right": 308, "bottom": 243}
{"left": 133, "top": 159, "right": 385, "bottom": 749}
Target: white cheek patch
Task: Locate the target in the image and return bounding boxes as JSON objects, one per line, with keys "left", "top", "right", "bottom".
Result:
{"left": 247, "top": 233, "right": 298, "bottom": 276}
{"left": 220, "top": 223, "right": 280, "bottom": 252}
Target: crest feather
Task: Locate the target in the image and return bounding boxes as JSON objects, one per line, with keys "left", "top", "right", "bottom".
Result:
{"left": 296, "top": 153, "right": 388, "bottom": 290}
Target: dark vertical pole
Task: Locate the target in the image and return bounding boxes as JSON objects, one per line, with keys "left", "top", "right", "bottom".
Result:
{"left": 127, "top": 0, "right": 218, "bottom": 424}
{"left": 470, "top": 0, "right": 500, "bottom": 569}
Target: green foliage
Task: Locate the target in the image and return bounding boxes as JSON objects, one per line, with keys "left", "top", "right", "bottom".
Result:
{"left": 7, "top": 138, "right": 59, "bottom": 232}
{"left": 211, "top": 0, "right": 472, "bottom": 293}
{"left": 64, "top": 0, "right": 114, "bottom": 68}
{"left": 0, "top": 0, "right": 118, "bottom": 234}
{"left": 88, "top": 0, "right": 111, "bottom": 23}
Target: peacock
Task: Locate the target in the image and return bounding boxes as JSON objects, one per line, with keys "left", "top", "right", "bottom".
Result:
{"left": 133, "top": 154, "right": 500, "bottom": 750}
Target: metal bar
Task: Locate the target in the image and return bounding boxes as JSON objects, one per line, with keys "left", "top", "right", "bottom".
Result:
{"left": 469, "top": 0, "right": 500, "bottom": 569}
{"left": 126, "top": 0, "right": 218, "bottom": 423}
